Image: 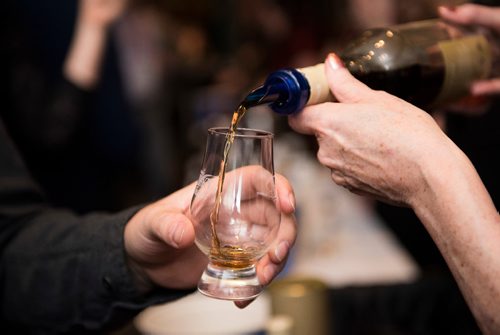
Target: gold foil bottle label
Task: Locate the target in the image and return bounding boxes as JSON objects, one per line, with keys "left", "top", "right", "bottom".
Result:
{"left": 434, "top": 35, "right": 492, "bottom": 105}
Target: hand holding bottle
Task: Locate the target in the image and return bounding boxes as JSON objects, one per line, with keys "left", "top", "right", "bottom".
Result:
{"left": 246, "top": 14, "right": 497, "bottom": 116}
{"left": 288, "top": 53, "right": 465, "bottom": 207}
{"left": 439, "top": 4, "right": 500, "bottom": 96}
{"left": 288, "top": 53, "right": 500, "bottom": 334}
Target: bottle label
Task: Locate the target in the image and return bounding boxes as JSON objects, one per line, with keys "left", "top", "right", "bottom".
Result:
{"left": 434, "top": 35, "right": 492, "bottom": 105}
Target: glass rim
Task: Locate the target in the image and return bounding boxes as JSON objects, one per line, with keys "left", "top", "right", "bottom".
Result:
{"left": 208, "top": 127, "right": 274, "bottom": 139}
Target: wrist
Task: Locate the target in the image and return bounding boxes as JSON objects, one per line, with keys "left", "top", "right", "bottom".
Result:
{"left": 409, "top": 138, "right": 496, "bottom": 227}
{"left": 123, "top": 209, "right": 157, "bottom": 295}
{"left": 126, "top": 256, "right": 156, "bottom": 295}
{"left": 411, "top": 143, "right": 462, "bottom": 208}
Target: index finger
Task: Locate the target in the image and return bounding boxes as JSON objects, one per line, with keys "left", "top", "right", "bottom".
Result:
{"left": 288, "top": 101, "right": 362, "bottom": 136}
{"left": 287, "top": 102, "right": 334, "bottom": 135}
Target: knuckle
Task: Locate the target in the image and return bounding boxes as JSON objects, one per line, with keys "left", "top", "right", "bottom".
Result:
{"left": 330, "top": 171, "right": 346, "bottom": 186}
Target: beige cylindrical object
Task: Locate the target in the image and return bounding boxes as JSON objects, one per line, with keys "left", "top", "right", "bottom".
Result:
{"left": 268, "top": 277, "right": 330, "bottom": 335}
{"left": 266, "top": 314, "right": 294, "bottom": 335}
{"left": 298, "top": 64, "right": 334, "bottom": 106}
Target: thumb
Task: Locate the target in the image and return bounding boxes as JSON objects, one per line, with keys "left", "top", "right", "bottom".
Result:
{"left": 325, "top": 52, "right": 375, "bottom": 103}
{"left": 150, "top": 212, "right": 196, "bottom": 249}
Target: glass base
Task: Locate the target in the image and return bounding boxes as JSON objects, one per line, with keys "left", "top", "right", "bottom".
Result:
{"left": 198, "top": 263, "right": 262, "bottom": 301}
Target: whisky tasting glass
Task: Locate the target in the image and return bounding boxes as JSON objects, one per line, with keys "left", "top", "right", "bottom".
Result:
{"left": 190, "top": 127, "right": 281, "bottom": 301}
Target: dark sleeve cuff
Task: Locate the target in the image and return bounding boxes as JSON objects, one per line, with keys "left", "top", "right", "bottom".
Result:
{"left": 1, "top": 205, "right": 195, "bottom": 333}
{"left": 80, "top": 205, "right": 196, "bottom": 331}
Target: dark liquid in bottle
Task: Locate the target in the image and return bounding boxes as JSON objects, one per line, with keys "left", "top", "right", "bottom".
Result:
{"left": 349, "top": 64, "right": 445, "bottom": 108}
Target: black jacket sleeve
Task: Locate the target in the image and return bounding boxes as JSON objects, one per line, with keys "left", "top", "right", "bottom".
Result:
{"left": 0, "top": 119, "right": 192, "bottom": 333}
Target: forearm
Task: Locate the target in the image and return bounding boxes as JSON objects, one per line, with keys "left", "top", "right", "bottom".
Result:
{"left": 64, "top": 0, "right": 129, "bottom": 90}
{"left": 412, "top": 142, "right": 500, "bottom": 334}
{"left": 2, "top": 207, "right": 136, "bottom": 331}
{"left": 1, "top": 207, "right": 191, "bottom": 332}
{"left": 0, "top": 117, "right": 190, "bottom": 332}
{"left": 63, "top": 20, "right": 108, "bottom": 89}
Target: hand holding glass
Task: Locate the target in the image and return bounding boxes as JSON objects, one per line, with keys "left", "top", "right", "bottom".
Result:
{"left": 190, "top": 127, "right": 280, "bottom": 301}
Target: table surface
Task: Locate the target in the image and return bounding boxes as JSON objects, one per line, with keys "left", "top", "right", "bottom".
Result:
{"left": 288, "top": 192, "right": 420, "bottom": 287}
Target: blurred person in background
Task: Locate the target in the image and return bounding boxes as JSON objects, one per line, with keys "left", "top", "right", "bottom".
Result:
{"left": 0, "top": 0, "right": 298, "bottom": 205}
{"left": 1, "top": 0, "right": 141, "bottom": 213}
{"left": 288, "top": 3, "right": 500, "bottom": 334}
{"left": 1, "top": 0, "right": 198, "bottom": 214}
{"left": 0, "top": 0, "right": 298, "bottom": 333}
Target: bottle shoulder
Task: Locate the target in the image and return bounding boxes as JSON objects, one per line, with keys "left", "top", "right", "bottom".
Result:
{"left": 341, "top": 28, "right": 420, "bottom": 74}
{"left": 341, "top": 20, "right": 456, "bottom": 74}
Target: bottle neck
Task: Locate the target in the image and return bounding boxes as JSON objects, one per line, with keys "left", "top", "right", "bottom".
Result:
{"left": 243, "top": 85, "right": 282, "bottom": 108}
{"left": 242, "top": 68, "right": 310, "bottom": 115}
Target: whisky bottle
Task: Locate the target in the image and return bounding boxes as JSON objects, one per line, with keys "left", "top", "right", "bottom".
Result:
{"left": 243, "top": 19, "right": 497, "bottom": 115}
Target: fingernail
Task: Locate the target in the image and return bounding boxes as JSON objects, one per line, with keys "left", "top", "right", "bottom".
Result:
{"left": 288, "top": 193, "right": 296, "bottom": 212}
{"left": 171, "top": 222, "right": 185, "bottom": 248}
{"left": 326, "top": 53, "right": 344, "bottom": 71}
{"left": 263, "top": 264, "right": 275, "bottom": 284}
{"left": 275, "top": 241, "right": 290, "bottom": 262}
{"left": 439, "top": 5, "right": 456, "bottom": 12}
